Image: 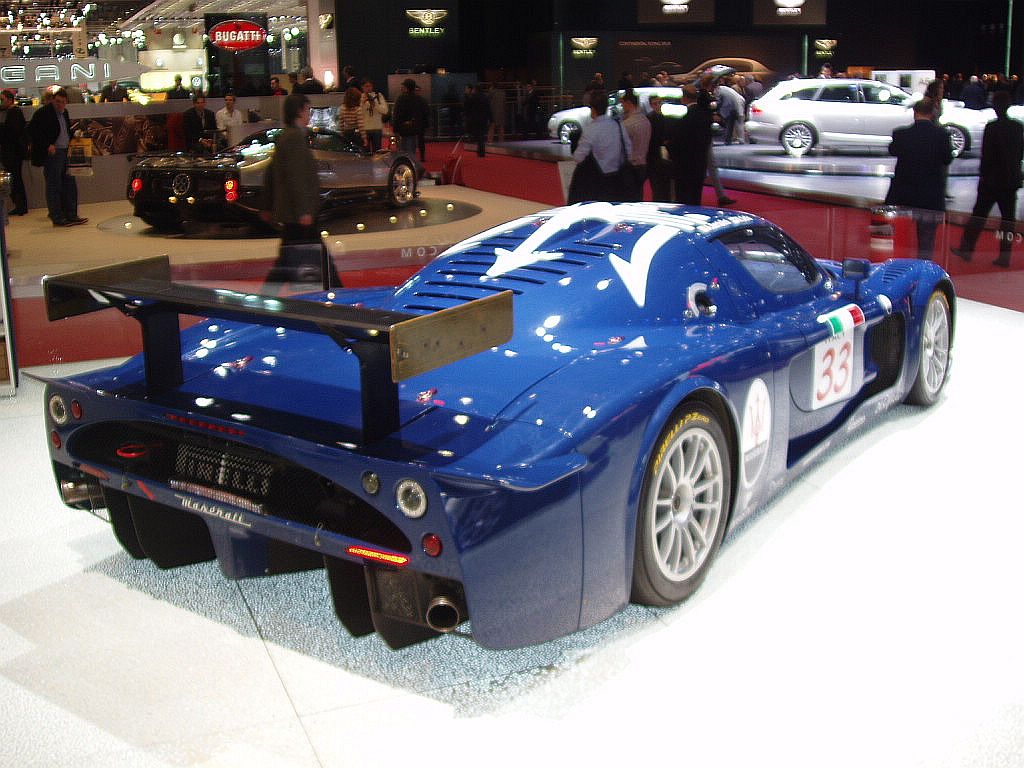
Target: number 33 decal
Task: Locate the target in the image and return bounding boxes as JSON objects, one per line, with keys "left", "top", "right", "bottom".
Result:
{"left": 813, "top": 332, "right": 854, "bottom": 409}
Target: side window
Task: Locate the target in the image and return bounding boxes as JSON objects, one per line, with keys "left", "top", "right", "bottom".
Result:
{"left": 817, "top": 85, "right": 859, "bottom": 102}
{"left": 781, "top": 87, "right": 819, "bottom": 101}
{"left": 862, "top": 84, "right": 905, "bottom": 105}
{"left": 718, "top": 227, "right": 820, "bottom": 294}
{"left": 312, "top": 131, "right": 354, "bottom": 153}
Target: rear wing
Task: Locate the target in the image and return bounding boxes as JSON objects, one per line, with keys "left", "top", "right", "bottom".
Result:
{"left": 44, "top": 256, "right": 514, "bottom": 443}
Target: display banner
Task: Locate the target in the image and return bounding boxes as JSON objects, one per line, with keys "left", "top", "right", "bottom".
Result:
{"left": 753, "top": 0, "right": 827, "bottom": 26}
{"left": 638, "top": 0, "right": 715, "bottom": 24}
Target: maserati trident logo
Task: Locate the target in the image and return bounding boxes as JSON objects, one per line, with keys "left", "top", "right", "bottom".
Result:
{"left": 171, "top": 173, "right": 191, "bottom": 196}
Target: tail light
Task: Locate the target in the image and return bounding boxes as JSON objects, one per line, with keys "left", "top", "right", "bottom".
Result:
{"left": 129, "top": 177, "right": 143, "bottom": 197}
{"left": 750, "top": 104, "right": 762, "bottom": 116}
{"left": 224, "top": 179, "right": 239, "bottom": 202}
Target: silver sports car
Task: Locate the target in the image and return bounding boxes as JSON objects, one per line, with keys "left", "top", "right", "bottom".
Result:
{"left": 127, "top": 128, "right": 418, "bottom": 230}
{"left": 746, "top": 78, "right": 992, "bottom": 157}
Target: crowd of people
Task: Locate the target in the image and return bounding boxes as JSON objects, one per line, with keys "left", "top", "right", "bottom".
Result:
{"left": 567, "top": 73, "right": 739, "bottom": 207}
{"left": 5, "top": 59, "right": 1024, "bottom": 270}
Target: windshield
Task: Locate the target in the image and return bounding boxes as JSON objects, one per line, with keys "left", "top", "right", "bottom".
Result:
{"left": 232, "top": 129, "right": 281, "bottom": 156}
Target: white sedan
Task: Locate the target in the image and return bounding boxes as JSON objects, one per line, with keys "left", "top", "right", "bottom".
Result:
{"left": 547, "top": 87, "right": 688, "bottom": 144}
{"left": 746, "top": 78, "right": 996, "bottom": 157}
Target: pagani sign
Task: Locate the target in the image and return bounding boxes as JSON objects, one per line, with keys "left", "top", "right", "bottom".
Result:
{"left": 0, "top": 60, "right": 114, "bottom": 85}
{"left": 406, "top": 9, "right": 448, "bottom": 38}
{"left": 208, "top": 19, "right": 268, "bottom": 52}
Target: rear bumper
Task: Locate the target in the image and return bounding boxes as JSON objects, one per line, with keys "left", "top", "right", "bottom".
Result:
{"left": 46, "top": 380, "right": 586, "bottom": 649}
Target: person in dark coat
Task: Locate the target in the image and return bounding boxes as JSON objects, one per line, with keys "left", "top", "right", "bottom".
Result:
{"left": 886, "top": 97, "right": 953, "bottom": 259}
{"left": 297, "top": 66, "right": 325, "bottom": 94}
{"left": 463, "top": 84, "right": 492, "bottom": 157}
{"left": 645, "top": 95, "right": 672, "bottom": 201}
{"left": 952, "top": 90, "right": 1024, "bottom": 267}
{"left": 99, "top": 79, "right": 129, "bottom": 103}
{"left": 392, "top": 78, "right": 430, "bottom": 170}
{"left": 262, "top": 92, "right": 340, "bottom": 287}
{"left": 667, "top": 87, "right": 713, "bottom": 205}
{"left": 0, "top": 89, "right": 28, "bottom": 214}
{"left": 183, "top": 94, "right": 218, "bottom": 153}
{"left": 960, "top": 76, "right": 988, "bottom": 109}
{"left": 167, "top": 75, "right": 191, "bottom": 100}
{"left": 28, "top": 88, "right": 87, "bottom": 226}
{"left": 520, "top": 79, "right": 542, "bottom": 139}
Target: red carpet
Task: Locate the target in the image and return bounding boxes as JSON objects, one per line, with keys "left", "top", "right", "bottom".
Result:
{"left": 424, "top": 143, "right": 566, "bottom": 206}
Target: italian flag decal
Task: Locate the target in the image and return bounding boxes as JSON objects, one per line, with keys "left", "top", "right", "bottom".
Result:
{"left": 817, "top": 304, "right": 865, "bottom": 336}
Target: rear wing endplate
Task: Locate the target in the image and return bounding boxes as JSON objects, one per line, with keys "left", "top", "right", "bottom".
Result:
{"left": 44, "top": 256, "right": 514, "bottom": 443}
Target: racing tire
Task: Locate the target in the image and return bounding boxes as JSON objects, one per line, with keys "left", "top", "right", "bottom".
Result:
{"left": 387, "top": 160, "right": 417, "bottom": 207}
{"left": 906, "top": 290, "right": 952, "bottom": 407}
{"left": 945, "top": 125, "right": 969, "bottom": 157}
{"left": 780, "top": 121, "right": 816, "bottom": 157}
{"left": 558, "top": 120, "right": 581, "bottom": 145}
{"left": 631, "top": 404, "right": 732, "bottom": 606}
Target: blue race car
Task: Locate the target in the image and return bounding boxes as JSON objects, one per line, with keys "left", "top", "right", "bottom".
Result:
{"left": 41, "top": 202, "right": 954, "bottom": 650}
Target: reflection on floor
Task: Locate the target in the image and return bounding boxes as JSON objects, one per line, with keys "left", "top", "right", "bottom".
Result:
{"left": 96, "top": 199, "right": 482, "bottom": 240}
{"left": 5, "top": 186, "right": 545, "bottom": 368}
{"left": 2, "top": 298, "right": 1023, "bottom": 767}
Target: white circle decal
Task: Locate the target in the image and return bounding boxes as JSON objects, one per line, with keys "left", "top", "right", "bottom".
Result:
{"left": 741, "top": 378, "right": 771, "bottom": 487}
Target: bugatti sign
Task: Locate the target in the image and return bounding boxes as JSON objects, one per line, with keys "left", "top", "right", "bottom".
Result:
{"left": 208, "top": 20, "right": 267, "bottom": 52}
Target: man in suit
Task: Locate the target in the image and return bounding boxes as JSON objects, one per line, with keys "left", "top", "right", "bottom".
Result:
{"left": 183, "top": 94, "right": 218, "bottom": 153}
{"left": 99, "top": 79, "right": 129, "bottom": 103}
{"left": 667, "top": 87, "right": 713, "bottom": 205}
{"left": 0, "top": 89, "right": 28, "bottom": 215}
{"left": 28, "top": 88, "right": 87, "bottom": 226}
{"left": 886, "top": 97, "right": 953, "bottom": 259}
{"left": 952, "top": 90, "right": 1024, "bottom": 267}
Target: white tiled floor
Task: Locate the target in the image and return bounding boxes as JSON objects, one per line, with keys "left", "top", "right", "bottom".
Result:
{"left": 2, "top": 299, "right": 1023, "bottom": 767}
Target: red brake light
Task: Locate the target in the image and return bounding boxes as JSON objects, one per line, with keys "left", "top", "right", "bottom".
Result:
{"left": 347, "top": 545, "right": 410, "bottom": 567}
{"left": 71, "top": 400, "right": 83, "bottom": 419}
{"left": 224, "top": 179, "right": 237, "bottom": 191}
{"left": 750, "top": 104, "right": 762, "bottom": 116}
{"left": 130, "top": 177, "right": 143, "bottom": 196}
{"left": 422, "top": 534, "right": 443, "bottom": 558}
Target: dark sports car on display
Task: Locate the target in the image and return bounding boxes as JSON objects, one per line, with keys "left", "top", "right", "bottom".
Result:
{"left": 42, "top": 202, "right": 954, "bottom": 650}
{"left": 127, "top": 128, "right": 418, "bottom": 230}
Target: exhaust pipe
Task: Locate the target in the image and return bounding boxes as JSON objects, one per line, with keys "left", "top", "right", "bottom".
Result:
{"left": 425, "top": 595, "right": 462, "bottom": 633}
{"left": 59, "top": 480, "right": 105, "bottom": 509}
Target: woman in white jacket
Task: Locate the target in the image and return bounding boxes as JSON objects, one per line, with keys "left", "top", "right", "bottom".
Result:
{"left": 359, "top": 79, "right": 389, "bottom": 152}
